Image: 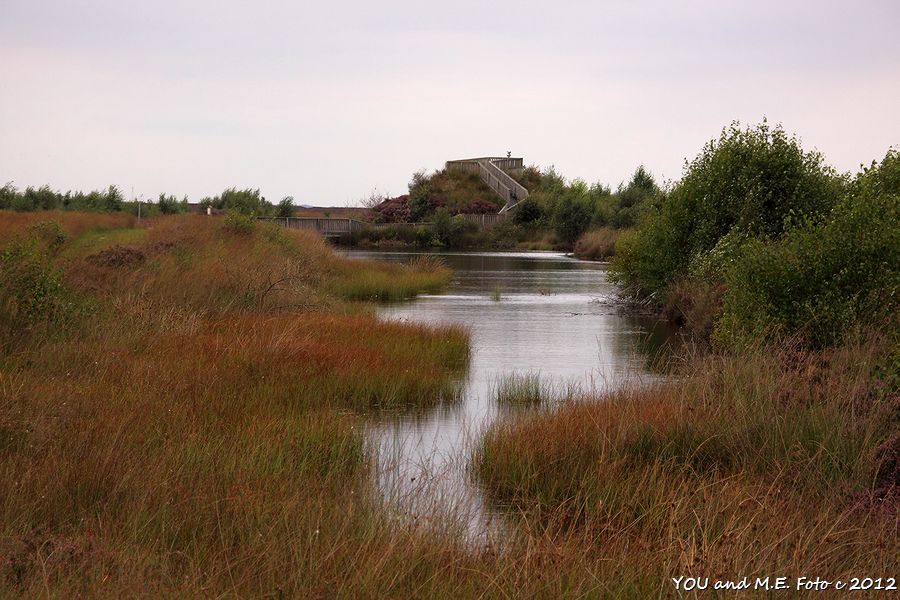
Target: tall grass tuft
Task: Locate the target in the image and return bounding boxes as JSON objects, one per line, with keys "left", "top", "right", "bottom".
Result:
{"left": 327, "top": 254, "right": 451, "bottom": 301}
{"left": 492, "top": 372, "right": 555, "bottom": 407}
{"left": 573, "top": 227, "right": 619, "bottom": 260}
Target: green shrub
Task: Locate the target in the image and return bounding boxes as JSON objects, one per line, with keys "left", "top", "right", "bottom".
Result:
{"left": 616, "top": 165, "right": 659, "bottom": 210}
{"left": 223, "top": 210, "right": 257, "bottom": 235}
{"left": 158, "top": 193, "right": 188, "bottom": 214}
{"left": 0, "top": 184, "right": 179, "bottom": 214}
{"left": 28, "top": 221, "right": 67, "bottom": 254}
{"left": 11, "top": 192, "right": 34, "bottom": 212}
{"left": 65, "top": 186, "right": 125, "bottom": 212}
{"left": 0, "top": 183, "right": 16, "bottom": 209}
{"left": 0, "top": 241, "right": 73, "bottom": 347}
{"left": 407, "top": 170, "right": 432, "bottom": 222}
{"left": 853, "top": 147, "right": 900, "bottom": 196}
{"left": 431, "top": 209, "right": 479, "bottom": 247}
{"left": 715, "top": 153, "right": 899, "bottom": 347}
{"left": 552, "top": 195, "right": 592, "bottom": 247}
{"left": 613, "top": 121, "right": 842, "bottom": 295}
{"left": 20, "top": 186, "right": 61, "bottom": 211}
{"left": 101, "top": 185, "right": 124, "bottom": 212}
{"left": 513, "top": 196, "right": 544, "bottom": 224}
{"left": 686, "top": 229, "right": 750, "bottom": 282}
{"left": 201, "top": 188, "right": 272, "bottom": 216}
{"left": 277, "top": 196, "right": 295, "bottom": 218}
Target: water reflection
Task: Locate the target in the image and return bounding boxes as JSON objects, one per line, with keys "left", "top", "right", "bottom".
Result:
{"left": 348, "top": 250, "right": 675, "bottom": 540}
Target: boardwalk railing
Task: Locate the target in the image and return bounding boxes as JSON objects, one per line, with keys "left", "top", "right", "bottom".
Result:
{"left": 260, "top": 213, "right": 510, "bottom": 237}
{"left": 258, "top": 217, "right": 368, "bottom": 237}
{"left": 458, "top": 212, "right": 509, "bottom": 228}
{"left": 445, "top": 157, "right": 529, "bottom": 213}
{"left": 366, "top": 213, "right": 510, "bottom": 230}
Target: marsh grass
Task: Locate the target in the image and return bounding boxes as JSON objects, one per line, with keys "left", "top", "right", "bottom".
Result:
{"left": 2, "top": 210, "right": 896, "bottom": 597}
{"left": 0, "top": 212, "right": 660, "bottom": 598}
{"left": 573, "top": 227, "right": 619, "bottom": 260}
{"left": 327, "top": 254, "right": 451, "bottom": 301}
{"left": 0, "top": 211, "right": 136, "bottom": 246}
{"left": 0, "top": 213, "right": 642, "bottom": 597}
{"left": 492, "top": 372, "right": 556, "bottom": 407}
{"left": 475, "top": 336, "right": 898, "bottom": 589}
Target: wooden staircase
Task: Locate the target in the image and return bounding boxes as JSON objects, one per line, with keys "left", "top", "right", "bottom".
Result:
{"left": 445, "top": 157, "right": 529, "bottom": 213}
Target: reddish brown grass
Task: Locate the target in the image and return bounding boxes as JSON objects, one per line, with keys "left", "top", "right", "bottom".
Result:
{"left": 573, "top": 227, "right": 620, "bottom": 260}
{"left": 0, "top": 210, "right": 136, "bottom": 244}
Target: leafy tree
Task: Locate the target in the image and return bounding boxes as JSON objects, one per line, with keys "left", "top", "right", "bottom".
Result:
{"left": 0, "top": 183, "right": 16, "bottom": 209}
{"left": 613, "top": 121, "right": 842, "bottom": 295}
{"left": 200, "top": 188, "right": 272, "bottom": 216}
{"left": 408, "top": 170, "right": 432, "bottom": 222}
{"left": 716, "top": 149, "right": 899, "bottom": 347}
{"left": 553, "top": 196, "right": 592, "bottom": 246}
{"left": 513, "top": 196, "right": 544, "bottom": 224}
{"left": 276, "top": 196, "right": 295, "bottom": 218}
{"left": 104, "top": 185, "right": 124, "bottom": 212}
{"left": 617, "top": 165, "right": 659, "bottom": 209}
{"left": 158, "top": 193, "right": 187, "bottom": 214}
{"left": 11, "top": 192, "right": 34, "bottom": 212}
{"left": 23, "top": 186, "right": 61, "bottom": 211}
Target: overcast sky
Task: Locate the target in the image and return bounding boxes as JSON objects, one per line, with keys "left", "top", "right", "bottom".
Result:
{"left": 1, "top": 1, "right": 898, "bottom": 205}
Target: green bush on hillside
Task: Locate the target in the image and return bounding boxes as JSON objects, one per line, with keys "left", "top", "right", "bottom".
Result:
{"left": 518, "top": 166, "right": 657, "bottom": 247}
{"left": 223, "top": 210, "right": 257, "bottom": 234}
{"left": 431, "top": 208, "right": 478, "bottom": 246}
{"left": 512, "top": 196, "right": 544, "bottom": 225}
{"left": 407, "top": 170, "right": 432, "bottom": 222}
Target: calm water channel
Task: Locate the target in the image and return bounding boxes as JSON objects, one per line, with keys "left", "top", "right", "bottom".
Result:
{"left": 347, "top": 250, "right": 675, "bottom": 540}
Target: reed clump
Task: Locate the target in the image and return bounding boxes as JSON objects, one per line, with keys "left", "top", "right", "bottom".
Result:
{"left": 573, "top": 226, "right": 619, "bottom": 260}
{"left": 492, "top": 372, "right": 557, "bottom": 407}
{"left": 326, "top": 254, "right": 451, "bottom": 301}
